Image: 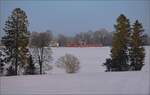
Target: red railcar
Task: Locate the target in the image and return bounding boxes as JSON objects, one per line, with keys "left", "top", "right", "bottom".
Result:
{"left": 65, "top": 42, "right": 102, "bottom": 47}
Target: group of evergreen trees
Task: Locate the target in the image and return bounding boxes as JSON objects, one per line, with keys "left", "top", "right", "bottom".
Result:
{"left": 104, "top": 14, "right": 145, "bottom": 71}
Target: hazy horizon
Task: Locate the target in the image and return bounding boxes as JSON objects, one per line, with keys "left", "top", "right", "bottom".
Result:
{"left": 0, "top": 0, "right": 150, "bottom": 38}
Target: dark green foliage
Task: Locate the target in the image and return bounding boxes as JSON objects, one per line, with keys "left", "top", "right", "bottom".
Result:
{"left": 1, "top": 8, "right": 29, "bottom": 75}
{"left": 103, "top": 15, "right": 145, "bottom": 72}
{"left": 103, "top": 58, "right": 112, "bottom": 72}
{"left": 0, "top": 50, "right": 5, "bottom": 76}
{"left": 111, "top": 14, "right": 130, "bottom": 71}
{"left": 129, "top": 20, "right": 145, "bottom": 71}
{"left": 24, "top": 55, "right": 36, "bottom": 75}
{"left": 0, "top": 63, "right": 4, "bottom": 75}
{"left": 6, "top": 66, "right": 16, "bottom": 76}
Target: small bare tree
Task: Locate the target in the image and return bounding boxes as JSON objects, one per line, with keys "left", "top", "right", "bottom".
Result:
{"left": 56, "top": 54, "right": 80, "bottom": 73}
{"left": 29, "top": 31, "right": 52, "bottom": 74}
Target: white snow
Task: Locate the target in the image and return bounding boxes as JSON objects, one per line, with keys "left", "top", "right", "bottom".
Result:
{"left": 0, "top": 46, "right": 150, "bottom": 95}
{"left": 50, "top": 47, "right": 111, "bottom": 74}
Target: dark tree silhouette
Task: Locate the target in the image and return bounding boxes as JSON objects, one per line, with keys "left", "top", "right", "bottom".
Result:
{"left": 129, "top": 20, "right": 145, "bottom": 71}
{"left": 111, "top": 14, "right": 130, "bottom": 71}
{"left": 1, "top": 8, "right": 29, "bottom": 75}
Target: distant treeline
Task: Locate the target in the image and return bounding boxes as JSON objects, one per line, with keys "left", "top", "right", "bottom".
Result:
{"left": 51, "top": 29, "right": 150, "bottom": 47}
{"left": 56, "top": 29, "right": 113, "bottom": 46}
{"left": 1, "top": 29, "right": 150, "bottom": 47}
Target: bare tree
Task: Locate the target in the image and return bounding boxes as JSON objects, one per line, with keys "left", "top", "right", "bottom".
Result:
{"left": 142, "top": 33, "right": 150, "bottom": 45}
{"left": 29, "top": 31, "right": 52, "bottom": 74}
{"left": 56, "top": 54, "right": 80, "bottom": 73}
{"left": 46, "top": 30, "right": 53, "bottom": 42}
{"left": 93, "top": 29, "right": 109, "bottom": 45}
{"left": 74, "top": 29, "right": 112, "bottom": 46}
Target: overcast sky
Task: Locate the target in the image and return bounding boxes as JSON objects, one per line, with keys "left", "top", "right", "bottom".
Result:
{"left": 0, "top": 0, "right": 150, "bottom": 37}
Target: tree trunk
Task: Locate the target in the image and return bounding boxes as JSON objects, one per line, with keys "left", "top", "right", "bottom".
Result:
{"left": 15, "top": 54, "right": 18, "bottom": 75}
{"left": 40, "top": 48, "right": 44, "bottom": 74}
{"left": 15, "top": 16, "right": 19, "bottom": 75}
{"left": 38, "top": 55, "right": 42, "bottom": 74}
{"left": 40, "top": 62, "right": 42, "bottom": 74}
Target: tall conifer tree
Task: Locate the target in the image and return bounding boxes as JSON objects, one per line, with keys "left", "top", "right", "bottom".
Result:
{"left": 129, "top": 20, "right": 145, "bottom": 70}
{"left": 111, "top": 14, "right": 130, "bottom": 71}
{"left": 1, "top": 8, "right": 29, "bottom": 75}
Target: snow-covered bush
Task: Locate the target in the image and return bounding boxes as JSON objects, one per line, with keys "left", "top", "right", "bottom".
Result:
{"left": 103, "top": 58, "right": 112, "bottom": 72}
{"left": 56, "top": 54, "right": 80, "bottom": 73}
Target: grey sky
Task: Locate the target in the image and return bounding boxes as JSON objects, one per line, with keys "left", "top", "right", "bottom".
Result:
{"left": 0, "top": 0, "right": 150, "bottom": 37}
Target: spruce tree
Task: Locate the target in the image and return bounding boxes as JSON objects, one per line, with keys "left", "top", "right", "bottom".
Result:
{"left": 1, "top": 8, "right": 29, "bottom": 75}
{"left": 111, "top": 14, "right": 130, "bottom": 71}
{"left": 129, "top": 20, "right": 145, "bottom": 71}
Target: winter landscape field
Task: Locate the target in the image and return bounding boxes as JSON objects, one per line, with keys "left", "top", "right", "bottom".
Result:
{"left": 1, "top": 0, "right": 150, "bottom": 95}
{"left": 1, "top": 46, "right": 150, "bottom": 95}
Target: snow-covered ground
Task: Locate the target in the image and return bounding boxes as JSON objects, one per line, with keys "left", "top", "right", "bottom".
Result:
{"left": 51, "top": 47, "right": 111, "bottom": 74}
{"left": 0, "top": 46, "right": 150, "bottom": 95}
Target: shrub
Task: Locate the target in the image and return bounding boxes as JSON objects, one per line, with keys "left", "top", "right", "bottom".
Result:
{"left": 103, "top": 58, "right": 112, "bottom": 72}
{"left": 6, "top": 66, "right": 16, "bottom": 76}
{"left": 103, "top": 58, "right": 132, "bottom": 72}
{"left": 56, "top": 54, "right": 80, "bottom": 73}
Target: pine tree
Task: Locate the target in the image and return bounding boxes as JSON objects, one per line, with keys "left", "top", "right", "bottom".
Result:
{"left": 111, "top": 14, "right": 130, "bottom": 71}
{"left": 1, "top": 8, "right": 29, "bottom": 75}
{"left": 129, "top": 20, "right": 145, "bottom": 71}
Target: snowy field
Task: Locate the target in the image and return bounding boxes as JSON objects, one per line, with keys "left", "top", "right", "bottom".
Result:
{"left": 0, "top": 46, "right": 150, "bottom": 95}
